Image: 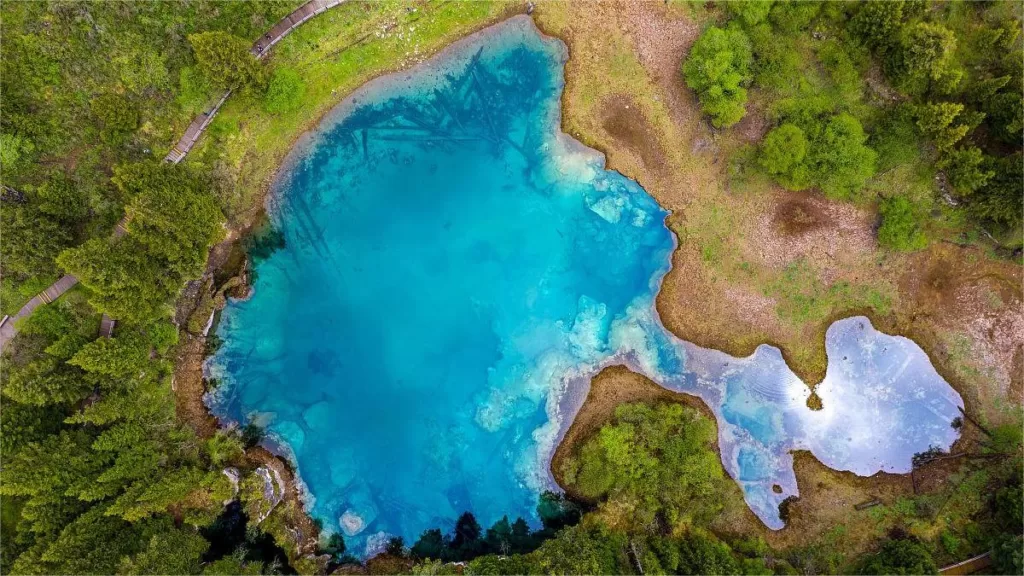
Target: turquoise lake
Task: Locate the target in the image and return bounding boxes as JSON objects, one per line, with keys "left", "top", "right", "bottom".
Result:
{"left": 208, "top": 16, "right": 965, "bottom": 555}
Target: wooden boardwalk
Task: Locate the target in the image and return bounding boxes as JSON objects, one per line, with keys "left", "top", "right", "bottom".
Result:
{"left": 0, "top": 275, "right": 79, "bottom": 346}
{"left": 164, "top": 0, "right": 346, "bottom": 164}
{"left": 4, "top": 0, "right": 349, "bottom": 352}
{"left": 1, "top": 214, "right": 130, "bottom": 351}
{"left": 100, "top": 315, "right": 116, "bottom": 338}
{"left": 939, "top": 551, "right": 992, "bottom": 575}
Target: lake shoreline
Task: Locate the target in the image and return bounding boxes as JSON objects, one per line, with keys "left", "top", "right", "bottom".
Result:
{"left": 171, "top": 2, "right": 1021, "bottom": 565}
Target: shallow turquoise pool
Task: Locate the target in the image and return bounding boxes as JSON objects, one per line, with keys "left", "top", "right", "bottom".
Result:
{"left": 208, "top": 16, "right": 963, "bottom": 555}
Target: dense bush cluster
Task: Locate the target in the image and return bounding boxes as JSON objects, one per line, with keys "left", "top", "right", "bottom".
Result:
{"left": 682, "top": 26, "right": 753, "bottom": 128}
{"left": 683, "top": 0, "right": 1023, "bottom": 249}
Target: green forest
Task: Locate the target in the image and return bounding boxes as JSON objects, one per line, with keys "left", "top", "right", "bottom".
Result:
{"left": 1, "top": 0, "right": 1021, "bottom": 575}
{"left": 683, "top": 0, "right": 1022, "bottom": 250}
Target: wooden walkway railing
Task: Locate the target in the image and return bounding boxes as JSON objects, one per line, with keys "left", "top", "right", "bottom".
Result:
{"left": 4, "top": 0, "right": 349, "bottom": 352}
{"left": 0, "top": 215, "right": 130, "bottom": 351}
{"left": 939, "top": 551, "right": 992, "bottom": 575}
{"left": 0, "top": 275, "right": 80, "bottom": 348}
{"left": 164, "top": 0, "right": 346, "bottom": 164}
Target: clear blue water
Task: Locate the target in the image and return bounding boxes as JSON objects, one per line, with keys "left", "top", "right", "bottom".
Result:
{"left": 209, "top": 16, "right": 964, "bottom": 555}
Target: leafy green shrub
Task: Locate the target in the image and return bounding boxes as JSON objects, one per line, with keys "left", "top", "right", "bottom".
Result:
{"left": 817, "top": 40, "right": 862, "bottom": 99}
{"left": 682, "top": 26, "right": 753, "bottom": 128}
{"left": 206, "top": 430, "right": 245, "bottom": 467}
{"left": 938, "top": 146, "right": 994, "bottom": 195}
{"left": 37, "top": 174, "right": 87, "bottom": 223}
{"left": 177, "top": 66, "right": 214, "bottom": 114}
{"left": 850, "top": 0, "right": 907, "bottom": 50}
{"left": 869, "top": 104, "right": 921, "bottom": 172}
{"left": 892, "top": 22, "right": 959, "bottom": 92}
{"left": 878, "top": 196, "right": 927, "bottom": 251}
{"left": 264, "top": 67, "right": 306, "bottom": 114}
{"left": 760, "top": 123, "right": 810, "bottom": 189}
{"left": 0, "top": 202, "right": 71, "bottom": 278}
{"left": 725, "top": 0, "right": 774, "bottom": 26}
{"left": 90, "top": 93, "right": 138, "bottom": 144}
{"left": 188, "top": 31, "right": 265, "bottom": 91}
{"left": 760, "top": 99, "right": 877, "bottom": 199}
{"left": 748, "top": 23, "right": 802, "bottom": 92}
{"left": 858, "top": 537, "right": 937, "bottom": 575}
{"left": 769, "top": 0, "right": 821, "bottom": 34}
{"left": 569, "top": 403, "right": 725, "bottom": 527}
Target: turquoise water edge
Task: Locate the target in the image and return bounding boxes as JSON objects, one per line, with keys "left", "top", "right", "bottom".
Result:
{"left": 207, "top": 16, "right": 964, "bottom": 556}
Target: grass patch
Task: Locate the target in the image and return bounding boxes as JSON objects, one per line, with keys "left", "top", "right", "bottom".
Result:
{"left": 764, "top": 259, "right": 893, "bottom": 325}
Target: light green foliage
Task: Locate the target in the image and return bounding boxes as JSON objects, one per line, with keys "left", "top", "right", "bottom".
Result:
{"left": 204, "top": 552, "right": 266, "bottom": 575}
{"left": 769, "top": 0, "right": 821, "bottom": 35}
{"left": 90, "top": 93, "right": 139, "bottom": 144}
{"left": 937, "top": 146, "right": 994, "bottom": 196}
{"left": 525, "top": 523, "right": 628, "bottom": 575}
{"left": 897, "top": 22, "right": 958, "bottom": 87}
{"left": 264, "top": 66, "right": 306, "bottom": 114}
{"left": 116, "top": 46, "right": 171, "bottom": 95}
{"left": 761, "top": 99, "right": 877, "bottom": 199}
{"left": 413, "top": 558, "right": 462, "bottom": 575}
{"left": 57, "top": 238, "right": 174, "bottom": 324}
{"left": 869, "top": 104, "right": 921, "bottom": 172}
{"left": 759, "top": 123, "right": 810, "bottom": 189}
{"left": 0, "top": 133, "right": 36, "bottom": 175}
{"left": 813, "top": 112, "right": 877, "bottom": 200}
{"left": 878, "top": 196, "right": 928, "bottom": 252}
{"left": 206, "top": 430, "right": 246, "bottom": 467}
{"left": 569, "top": 403, "right": 725, "bottom": 527}
{"left": 69, "top": 333, "right": 150, "bottom": 378}
{"left": 725, "top": 0, "right": 774, "bottom": 26}
{"left": 915, "top": 102, "right": 976, "bottom": 151}
{"left": 35, "top": 505, "right": 141, "bottom": 575}
{"left": 120, "top": 526, "right": 210, "bottom": 575}
{"left": 0, "top": 202, "right": 72, "bottom": 278}
{"left": 37, "top": 174, "right": 87, "bottom": 223}
{"left": 850, "top": 0, "right": 907, "bottom": 50}
{"left": 682, "top": 26, "right": 753, "bottom": 128}
{"left": 189, "top": 31, "right": 265, "bottom": 91}
{"left": 817, "top": 40, "right": 861, "bottom": 99}
{"left": 177, "top": 66, "right": 215, "bottom": 115}
{"left": 3, "top": 357, "right": 92, "bottom": 406}
{"left": 748, "top": 23, "right": 802, "bottom": 92}
{"left": 106, "top": 467, "right": 210, "bottom": 522}
{"left": 646, "top": 530, "right": 740, "bottom": 575}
